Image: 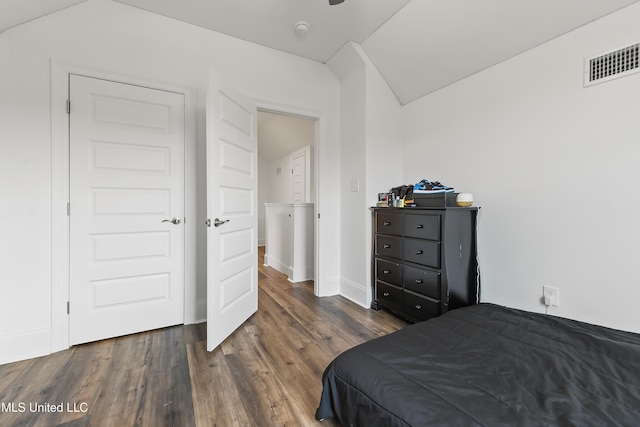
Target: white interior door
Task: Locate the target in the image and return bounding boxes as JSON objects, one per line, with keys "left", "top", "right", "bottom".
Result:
{"left": 206, "top": 73, "right": 258, "bottom": 351}
{"left": 69, "top": 74, "right": 185, "bottom": 345}
{"left": 291, "top": 151, "right": 306, "bottom": 203}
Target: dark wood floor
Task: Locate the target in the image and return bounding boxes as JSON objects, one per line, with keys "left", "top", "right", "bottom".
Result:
{"left": 0, "top": 248, "right": 408, "bottom": 426}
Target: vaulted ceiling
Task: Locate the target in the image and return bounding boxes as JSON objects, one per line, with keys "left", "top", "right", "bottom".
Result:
{"left": 2, "top": 0, "right": 639, "bottom": 105}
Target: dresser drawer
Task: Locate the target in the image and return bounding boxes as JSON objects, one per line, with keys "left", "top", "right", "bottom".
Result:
{"left": 376, "top": 212, "right": 403, "bottom": 236}
{"left": 376, "top": 235, "right": 402, "bottom": 259}
{"left": 404, "top": 291, "right": 440, "bottom": 321}
{"left": 376, "top": 259, "right": 402, "bottom": 286}
{"left": 403, "top": 265, "right": 440, "bottom": 299}
{"left": 403, "top": 238, "right": 440, "bottom": 268}
{"left": 377, "top": 282, "right": 402, "bottom": 311}
{"left": 404, "top": 213, "right": 441, "bottom": 240}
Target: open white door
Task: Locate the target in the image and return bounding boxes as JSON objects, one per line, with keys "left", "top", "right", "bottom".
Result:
{"left": 206, "top": 72, "right": 258, "bottom": 351}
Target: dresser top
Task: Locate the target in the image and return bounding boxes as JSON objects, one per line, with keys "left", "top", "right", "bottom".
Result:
{"left": 370, "top": 206, "right": 479, "bottom": 211}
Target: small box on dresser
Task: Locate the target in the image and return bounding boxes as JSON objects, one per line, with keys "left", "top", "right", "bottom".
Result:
{"left": 371, "top": 206, "right": 480, "bottom": 322}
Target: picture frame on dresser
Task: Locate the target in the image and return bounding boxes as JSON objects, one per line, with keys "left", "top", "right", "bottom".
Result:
{"left": 370, "top": 206, "right": 480, "bottom": 322}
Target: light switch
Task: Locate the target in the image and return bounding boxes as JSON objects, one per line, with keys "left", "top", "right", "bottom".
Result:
{"left": 351, "top": 179, "right": 360, "bottom": 192}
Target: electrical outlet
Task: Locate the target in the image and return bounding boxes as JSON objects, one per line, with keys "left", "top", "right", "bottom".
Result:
{"left": 543, "top": 285, "right": 559, "bottom": 307}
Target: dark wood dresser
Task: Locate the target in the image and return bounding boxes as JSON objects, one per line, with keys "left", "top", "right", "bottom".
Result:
{"left": 371, "top": 207, "right": 480, "bottom": 322}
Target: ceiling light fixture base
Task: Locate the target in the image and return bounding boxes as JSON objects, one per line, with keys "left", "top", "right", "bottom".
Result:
{"left": 294, "top": 21, "right": 310, "bottom": 36}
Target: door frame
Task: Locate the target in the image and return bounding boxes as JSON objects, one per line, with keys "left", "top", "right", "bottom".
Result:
{"left": 50, "top": 60, "right": 197, "bottom": 353}
{"left": 254, "top": 100, "right": 325, "bottom": 295}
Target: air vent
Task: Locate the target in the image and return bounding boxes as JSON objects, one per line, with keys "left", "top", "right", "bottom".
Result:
{"left": 585, "top": 43, "right": 640, "bottom": 87}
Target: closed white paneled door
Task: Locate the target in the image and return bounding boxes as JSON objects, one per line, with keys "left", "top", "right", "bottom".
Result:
{"left": 291, "top": 151, "right": 306, "bottom": 203}
{"left": 69, "top": 74, "right": 185, "bottom": 345}
{"left": 206, "top": 72, "right": 258, "bottom": 351}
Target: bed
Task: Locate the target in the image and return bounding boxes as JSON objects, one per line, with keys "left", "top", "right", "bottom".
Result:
{"left": 315, "top": 303, "right": 640, "bottom": 426}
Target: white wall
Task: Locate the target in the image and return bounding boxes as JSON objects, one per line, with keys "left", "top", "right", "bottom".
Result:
{"left": 0, "top": 0, "right": 341, "bottom": 364}
{"left": 402, "top": 3, "right": 640, "bottom": 333}
{"left": 267, "top": 154, "right": 295, "bottom": 203}
{"left": 328, "top": 43, "right": 366, "bottom": 305}
{"left": 0, "top": 39, "right": 53, "bottom": 362}
{"left": 257, "top": 155, "right": 270, "bottom": 246}
{"left": 361, "top": 45, "right": 403, "bottom": 307}
{"left": 328, "top": 43, "right": 403, "bottom": 307}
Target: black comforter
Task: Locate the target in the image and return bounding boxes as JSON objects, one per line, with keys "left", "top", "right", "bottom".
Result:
{"left": 316, "top": 304, "right": 640, "bottom": 426}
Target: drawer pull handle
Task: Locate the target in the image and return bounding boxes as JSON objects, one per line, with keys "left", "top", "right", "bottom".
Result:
{"left": 384, "top": 244, "right": 391, "bottom": 249}
{"left": 383, "top": 292, "right": 390, "bottom": 297}
{"left": 383, "top": 270, "right": 391, "bottom": 274}
{"left": 416, "top": 250, "right": 423, "bottom": 255}
{"left": 416, "top": 224, "right": 424, "bottom": 229}
{"left": 415, "top": 279, "right": 423, "bottom": 284}
{"left": 415, "top": 304, "right": 422, "bottom": 310}
{"left": 383, "top": 221, "right": 391, "bottom": 226}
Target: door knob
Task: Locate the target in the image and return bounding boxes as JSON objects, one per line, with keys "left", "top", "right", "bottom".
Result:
{"left": 162, "top": 217, "right": 181, "bottom": 225}
{"left": 213, "top": 218, "right": 230, "bottom": 227}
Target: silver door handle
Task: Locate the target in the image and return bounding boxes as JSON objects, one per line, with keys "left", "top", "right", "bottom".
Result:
{"left": 162, "top": 217, "right": 181, "bottom": 225}
{"left": 213, "top": 218, "right": 229, "bottom": 227}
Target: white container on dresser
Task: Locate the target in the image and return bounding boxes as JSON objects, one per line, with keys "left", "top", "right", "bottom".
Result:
{"left": 264, "top": 203, "right": 314, "bottom": 282}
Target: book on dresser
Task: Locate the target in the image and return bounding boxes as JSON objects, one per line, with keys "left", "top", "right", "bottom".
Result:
{"left": 370, "top": 207, "right": 480, "bottom": 322}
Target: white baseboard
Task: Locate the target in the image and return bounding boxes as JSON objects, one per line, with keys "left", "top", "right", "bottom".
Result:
{"left": 0, "top": 329, "right": 52, "bottom": 365}
{"left": 288, "top": 265, "right": 314, "bottom": 283}
{"left": 340, "top": 278, "right": 368, "bottom": 308}
{"left": 316, "top": 274, "right": 340, "bottom": 297}
{"left": 265, "top": 257, "right": 293, "bottom": 279}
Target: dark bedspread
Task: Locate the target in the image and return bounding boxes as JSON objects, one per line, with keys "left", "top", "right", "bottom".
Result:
{"left": 316, "top": 304, "right": 640, "bottom": 426}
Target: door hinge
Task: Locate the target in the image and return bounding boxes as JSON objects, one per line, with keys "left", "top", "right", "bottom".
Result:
{"left": 66, "top": 99, "right": 70, "bottom": 114}
{"left": 67, "top": 202, "right": 70, "bottom": 216}
{"left": 67, "top": 301, "right": 70, "bottom": 314}
{"left": 318, "top": 213, "right": 320, "bottom": 219}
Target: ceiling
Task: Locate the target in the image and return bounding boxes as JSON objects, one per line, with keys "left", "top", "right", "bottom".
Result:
{"left": 0, "top": 0, "right": 86, "bottom": 32}
{"left": 2, "top": 0, "right": 639, "bottom": 105}
{"left": 257, "top": 110, "right": 316, "bottom": 163}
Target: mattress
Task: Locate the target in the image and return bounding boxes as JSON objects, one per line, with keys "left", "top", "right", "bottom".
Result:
{"left": 316, "top": 303, "right": 640, "bottom": 426}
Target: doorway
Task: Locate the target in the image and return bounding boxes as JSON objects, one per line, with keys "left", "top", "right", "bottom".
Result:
{"left": 257, "top": 109, "right": 317, "bottom": 283}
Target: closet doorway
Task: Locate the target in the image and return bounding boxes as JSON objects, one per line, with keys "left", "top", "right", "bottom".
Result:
{"left": 257, "top": 109, "right": 317, "bottom": 285}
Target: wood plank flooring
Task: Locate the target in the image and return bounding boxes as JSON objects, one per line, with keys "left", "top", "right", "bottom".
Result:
{"left": 0, "top": 248, "right": 408, "bottom": 426}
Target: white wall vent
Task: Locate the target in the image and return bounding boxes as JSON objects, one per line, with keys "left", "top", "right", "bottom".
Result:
{"left": 585, "top": 43, "right": 640, "bottom": 87}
